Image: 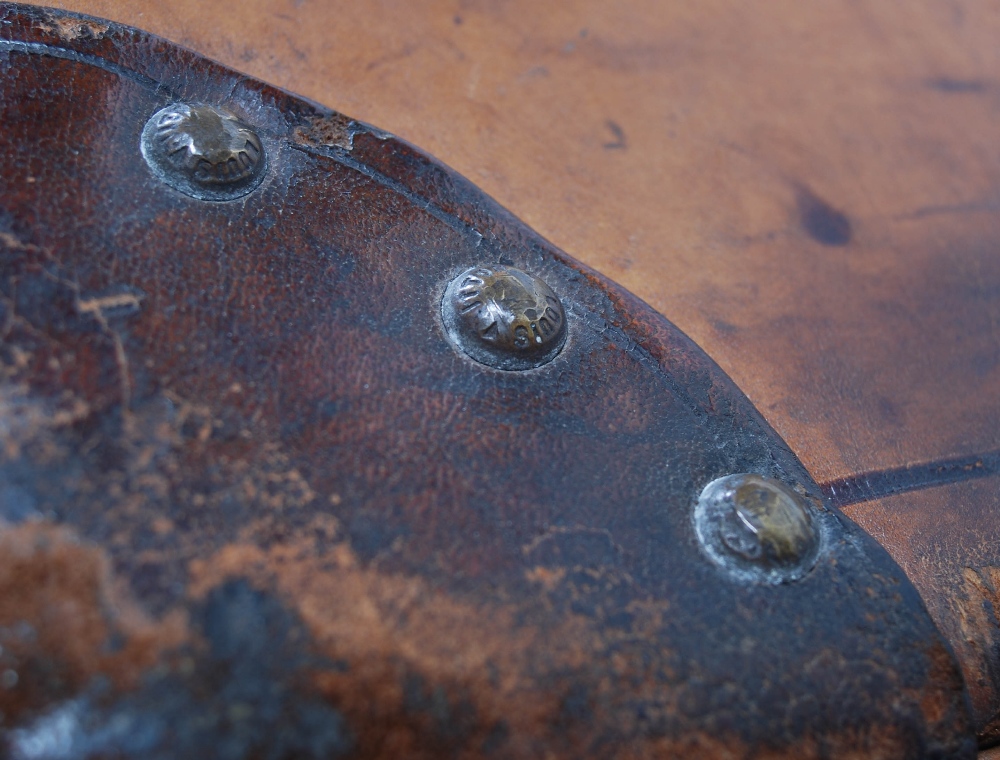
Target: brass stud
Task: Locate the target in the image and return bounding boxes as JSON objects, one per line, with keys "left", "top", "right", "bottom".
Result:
{"left": 141, "top": 104, "right": 266, "bottom": 201}
{"left": 442, "top": 265, "right": 567, "bottom": 370}
{"left": 694, "top": 474, "right": 820, "bottom": 583}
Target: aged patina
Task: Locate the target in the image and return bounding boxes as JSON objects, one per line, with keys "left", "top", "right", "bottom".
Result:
{"left": 0, "top": 4, "right": 977, "bottom": 758}
{"left": 694, "top": 473, "right": 821, "bottom": 584}
{"left": 441, "top": 265, "right": 567, "bottom": 370}
{"left": 141, "top": 103, "right": 267, "bottom": 200}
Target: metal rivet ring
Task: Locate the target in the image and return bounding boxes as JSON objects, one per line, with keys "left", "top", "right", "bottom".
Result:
{"left": 442, "top": 265, "right": 567, "bottom": 370}
{"left": 694, "top": 474, "right": 820, "bottom": 583}
{"left": 141, "top": 104, "right": 267, "bottom": 201}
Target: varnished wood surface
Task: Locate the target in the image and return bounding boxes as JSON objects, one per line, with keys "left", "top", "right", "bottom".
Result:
{"left": 14, "top": 0, "right": 1000, "bottom": 745}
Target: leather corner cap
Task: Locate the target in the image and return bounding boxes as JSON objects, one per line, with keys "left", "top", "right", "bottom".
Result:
{"left": 0, "top": 4, "right": 977, "bottom": 758}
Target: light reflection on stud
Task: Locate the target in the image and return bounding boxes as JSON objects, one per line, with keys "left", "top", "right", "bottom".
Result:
{"left": 141, "top": 104, "right": 266, "bottom": 201}
{"left": 441, "top": 265, "right": 567, "bottom": 370}
{"left": 694, "top": 473, "right": 820, "bottom": 584}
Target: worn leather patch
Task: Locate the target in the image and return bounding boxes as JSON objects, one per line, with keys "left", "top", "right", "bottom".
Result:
{"left": 0, "top": 4, "right": 975, "bottom": 758}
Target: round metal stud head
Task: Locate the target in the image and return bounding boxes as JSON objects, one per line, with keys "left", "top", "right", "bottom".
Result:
{"left": 694, "top": 474, "right": 820, "bottom": 583}
{"left": 141, "top": 104, "right": 266, "bottom": 201}
{"left": 442, "top": 265, "right": 567, "bottom": 370}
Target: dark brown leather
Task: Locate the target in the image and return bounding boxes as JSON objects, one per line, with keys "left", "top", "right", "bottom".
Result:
{"left": 0, "top": 4, "right": 977, "bottom": 758}
{"left": 22, "top": 0, "right": 999, "bottom": 485}
{"left": 21, "top": 0, "right": 1000, "bottom": 742}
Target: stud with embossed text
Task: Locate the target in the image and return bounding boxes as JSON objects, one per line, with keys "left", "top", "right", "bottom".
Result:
{"left": 141, "top": 104, "right": 267, "bottom": 201}
{"left": 694, "top": 473, "right": 821, "bottom": 584}
{"left": 441, "top": 265, "right": 567, "bottom": 370}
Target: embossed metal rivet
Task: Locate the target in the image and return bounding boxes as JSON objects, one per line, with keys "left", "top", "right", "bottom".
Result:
{"left": 442, "top": 265, "right": 567, "bottom": 370}
{"left": 694, "top": 474, "right": 820, "bottom": 583}
{"left": 141, "top": 104, "right": 266, "bottom": 201}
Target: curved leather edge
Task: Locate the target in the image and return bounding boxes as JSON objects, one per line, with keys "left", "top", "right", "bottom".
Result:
{"left": 0, "top": 3, "right": 978, "bottom": 758}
